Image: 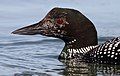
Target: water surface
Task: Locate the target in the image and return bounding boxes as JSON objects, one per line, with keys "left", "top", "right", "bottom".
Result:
{"left": 0, "top": 0, "right": 120, "bottom": 76}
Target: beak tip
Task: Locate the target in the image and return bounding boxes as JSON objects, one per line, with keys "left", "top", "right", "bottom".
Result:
{"left": 11, "top": 29, "right": 36, "bottom": 35}
{"left": 11, "top": 30, "right": 18, "bottom": 34}
{"left": 11, "top": 31, "right": 15, "bottom": 34}
{"left": 11, "top": 29, "right": 22, "bottom": 35}
{"left": 11, "top": 23, "right": 40, "bottom": 35}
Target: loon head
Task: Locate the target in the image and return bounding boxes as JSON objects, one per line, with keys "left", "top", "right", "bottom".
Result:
{"left": 12, "top": 7, "right": 98, "bottom": 49}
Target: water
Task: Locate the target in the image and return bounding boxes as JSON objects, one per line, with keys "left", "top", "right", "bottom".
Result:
{"left": 0, "top": 0, "right": 120, "bottom": 76}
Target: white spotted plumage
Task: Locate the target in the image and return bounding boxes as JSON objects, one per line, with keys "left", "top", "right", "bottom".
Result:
{"left": 64, "top": 45, "right": 98, "bottom": 59}
{"left": 60, "top": 37, "right": 120, "bottom": 64}
{"left": 83, "top": 37, "right": 120, "bottom": 64}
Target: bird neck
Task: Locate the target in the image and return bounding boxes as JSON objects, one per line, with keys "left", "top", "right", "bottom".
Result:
{"left": 58, "top": 42, "right": 98, "bottom": 59}
{"left": 59, "top": 33, "right": 98, "bottom": 59}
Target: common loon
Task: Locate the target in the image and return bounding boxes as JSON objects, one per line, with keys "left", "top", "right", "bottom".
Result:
{"left": 12, "top": 7, "right": 120, "bottom": 64}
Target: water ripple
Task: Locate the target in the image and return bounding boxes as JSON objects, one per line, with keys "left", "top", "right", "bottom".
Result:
{"left": 14, "top": 71, "right": 51, "bottom": 76}
{"left": 0, "top": 36, "right": 119, "bottom": 76}
{"left": 0, "top": 39, "right": 62, "bottom": 46}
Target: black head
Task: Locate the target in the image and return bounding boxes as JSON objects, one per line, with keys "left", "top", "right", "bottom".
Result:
{"left": 12, "top": 7, "right": 98, "bottom": 48}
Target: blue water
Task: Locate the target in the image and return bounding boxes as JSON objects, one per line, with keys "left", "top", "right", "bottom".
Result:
{"left": 0, "top": 0, "right": 120, "bottom": 76}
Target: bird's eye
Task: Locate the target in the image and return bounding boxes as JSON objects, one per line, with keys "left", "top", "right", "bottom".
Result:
{"left": 56, "top": 18, "right": 64, "bottom": 25}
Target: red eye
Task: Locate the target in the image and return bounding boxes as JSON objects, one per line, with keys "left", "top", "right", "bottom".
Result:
{"left": 56, "top": 18, "right": 63, "bottom": 24}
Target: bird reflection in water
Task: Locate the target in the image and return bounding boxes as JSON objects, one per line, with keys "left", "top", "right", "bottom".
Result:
{"left": 60, "top": 59, "right": 120, "bottom": 76}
